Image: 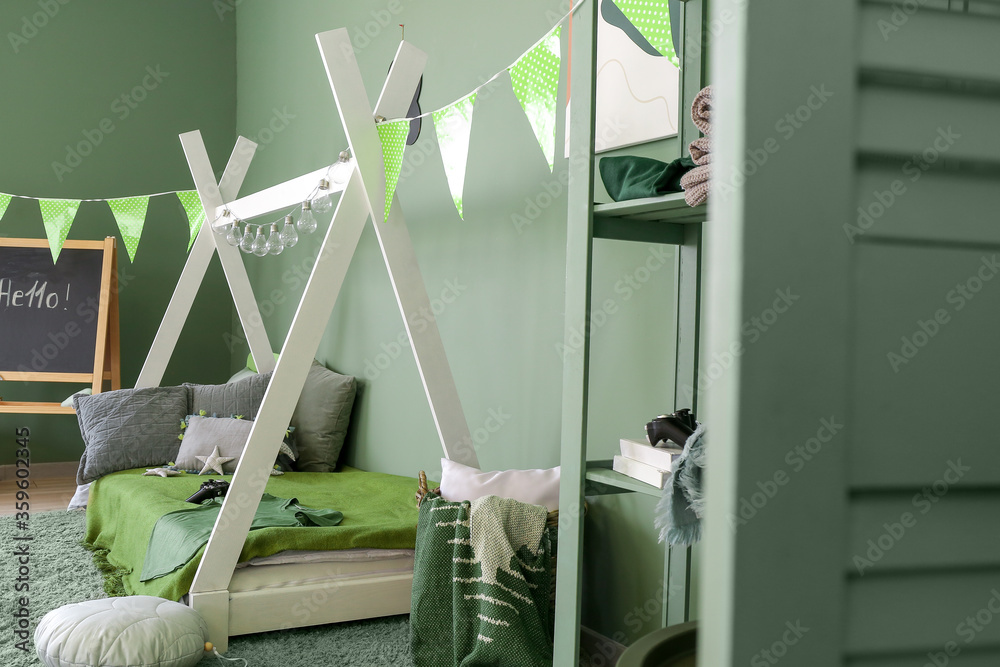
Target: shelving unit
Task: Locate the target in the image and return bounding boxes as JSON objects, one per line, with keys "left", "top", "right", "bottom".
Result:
{"left": 552, "top": 0, "right": 708, "bottom": 663}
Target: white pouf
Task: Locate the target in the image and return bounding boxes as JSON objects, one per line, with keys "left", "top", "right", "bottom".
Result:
{"left": 35, "top": 596, "right": 209, "bottom": 667}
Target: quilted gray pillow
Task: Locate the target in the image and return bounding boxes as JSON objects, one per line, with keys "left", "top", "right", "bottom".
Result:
{"left": 74, "top": 386, "right": 189, "bottom": 484}
{"left": 185, "top": 371, "right": 272, "bottom": 419}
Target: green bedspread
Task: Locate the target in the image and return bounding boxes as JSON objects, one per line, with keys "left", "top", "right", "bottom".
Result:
{"left": 84, "top": 467, "right": 421, "bottom": 601}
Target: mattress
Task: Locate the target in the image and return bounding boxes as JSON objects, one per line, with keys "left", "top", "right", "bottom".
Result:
{"left": 230, "top": 549, "right": 415, "bottom": 593}
{"left": 84, "top": 467, "right": 422, "bottom": 601}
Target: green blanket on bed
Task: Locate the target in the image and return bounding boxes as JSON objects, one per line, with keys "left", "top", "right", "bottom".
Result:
{"left": 84, "top": 467, "right": 421, "bottom": 601}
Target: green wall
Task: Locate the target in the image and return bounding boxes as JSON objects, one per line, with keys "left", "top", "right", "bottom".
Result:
{"left": 0, "top": 0, "right": 237, "bottom": 464}
{"left": 234, "top": 0, "right": 679, "bottom": 643}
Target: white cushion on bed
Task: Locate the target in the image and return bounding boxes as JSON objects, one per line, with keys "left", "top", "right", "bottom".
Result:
{"left": 35, "top": 596, "right": 208, "bottom": 667}
{"left": 439, "top": 458, "right": 561, "bottom": 511}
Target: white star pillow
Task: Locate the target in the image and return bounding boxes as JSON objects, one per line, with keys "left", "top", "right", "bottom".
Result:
{"left": 143, "top": 467, "right": 182, "bottom": 477}
{"left": 196, "top": 445, "right": 235, "bottom": 475}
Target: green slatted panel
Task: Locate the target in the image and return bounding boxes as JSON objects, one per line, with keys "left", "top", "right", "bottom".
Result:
{"left": 854, "top": 167, "right": 1000, "bottom": 245}
{"left": 850, "top": 243, "right": 1000, "bottom": 489}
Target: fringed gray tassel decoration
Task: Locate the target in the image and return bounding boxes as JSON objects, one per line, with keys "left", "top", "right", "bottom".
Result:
{"left": 654, "top": 423, "right": 706, "bottom": 546}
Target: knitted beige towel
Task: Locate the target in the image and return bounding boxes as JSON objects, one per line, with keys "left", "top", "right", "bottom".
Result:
{"left": 680, "top": 165, "right": 710, "bottom": 207}
{"left": 689, "top": 137, "right": 711, "bottom": 165}
{"left": 691, "top": 85, "right": 712, "bottom": 137}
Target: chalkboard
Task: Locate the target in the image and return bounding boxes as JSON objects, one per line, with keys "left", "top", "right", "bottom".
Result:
{"left": 0, "top": 243, "right": 106, "bottom": 375}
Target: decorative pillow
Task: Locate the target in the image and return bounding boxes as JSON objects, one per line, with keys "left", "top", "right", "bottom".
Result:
{"left": 227, "top": 359, "right": 358, "bottom": 472}
{"left": 290, "top": 360, "right": 357, "bottom": 471}
{"left": 34, "top": 596, "right": 208, "bottom": 667}
{"left": 185, "top": 371, "right": 272, "bottom": 421}
{"left": 175, "top": 414, "right": 296, "bottom": 475}
{"left": 438, "top": 458, "right": 561, "bottom": 512}
{"left": 74, "top": 386, "right": 189, "bottom": 485}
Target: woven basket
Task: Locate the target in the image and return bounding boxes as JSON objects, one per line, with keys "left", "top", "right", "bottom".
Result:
{"left": 415, "top": 470, "right": 563, "bottom": 603}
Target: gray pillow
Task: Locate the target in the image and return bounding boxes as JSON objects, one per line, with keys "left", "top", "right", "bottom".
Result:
{"left": 186, "top": 371, "right": 272, "bottom": 420}
{"left": 74, "top": 386, "right": 189, "bottom": 484}
{"left": 175, "top": 415, "right": 253, "bottom": 473}
{"left": 291, "top": 361, "right": 357, "bottom": 472}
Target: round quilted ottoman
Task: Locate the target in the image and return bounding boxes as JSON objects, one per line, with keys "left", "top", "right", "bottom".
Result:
{"left": 34, "top": 596, "right": 209, "bottom": 667}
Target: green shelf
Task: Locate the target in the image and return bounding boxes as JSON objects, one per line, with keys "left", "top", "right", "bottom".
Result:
{"left": 584, "top": 460, "right": 664, "bottom": 498}
{"left": 593, "top": 193, "right": 706, "bottom": 244}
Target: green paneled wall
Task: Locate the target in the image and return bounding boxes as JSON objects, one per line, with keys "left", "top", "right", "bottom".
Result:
{"left": 0, "top": 0, "right": 237, "bottom": 464}
{"left": 234, "top": 0, "right": 679, "bottom": 644}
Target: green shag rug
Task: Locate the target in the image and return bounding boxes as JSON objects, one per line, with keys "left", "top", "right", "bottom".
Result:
{"left": 0, "top": 511, "right": 413, "bottom": 667}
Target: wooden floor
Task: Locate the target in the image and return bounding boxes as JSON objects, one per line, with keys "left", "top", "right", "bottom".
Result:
{"left": 0, "top": 476, "right": 78, "bottom": 516}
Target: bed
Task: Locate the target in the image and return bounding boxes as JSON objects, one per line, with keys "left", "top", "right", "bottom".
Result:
{"left": 84, "top": 467, "right": 422, "bottom": 637}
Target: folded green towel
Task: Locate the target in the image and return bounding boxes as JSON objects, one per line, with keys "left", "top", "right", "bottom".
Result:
{"left": 600, "top": 155, "right": 696, "bottom": 202}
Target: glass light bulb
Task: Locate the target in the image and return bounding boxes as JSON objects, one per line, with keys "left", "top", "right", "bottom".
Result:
{"left": 279, "top": 215, "right": 299, "bottom": 249}
{"left": 211, "top": 209, "right": 232, "bottom": 234}
{"left": 239, "top": 225, "right": 255, "bottom": 254}
{"left": 266, "top": 223, "right": 284, "bottom": 255}
{"left": 330, "top": 150, "right": 353, "bottom": 185}
{"left": 297, "top": 201, "right": 318, "bottom": 234}
{"left": 225, "top": 223, "right": 242, "bottom": 247}
{"left": 312, "top": 179, "right": 334, "bottom": 214}
{"left": 251, "top": 227, "right": 268, "bottom": 256}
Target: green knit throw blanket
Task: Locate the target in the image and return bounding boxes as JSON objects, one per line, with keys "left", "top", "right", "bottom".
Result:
{"left": 410, "top": 493, "right": 554, "bottom": 666}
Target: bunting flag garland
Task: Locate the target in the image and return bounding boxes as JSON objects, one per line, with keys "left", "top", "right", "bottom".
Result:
{"left": 0, "top": 0, "right": 595, "bottom": 253}
{"left": 614, "top": 0, "right": 679, "bottom": 67}
{"left": 0, "top": 193, "right": 11, "bottom": 222}
{"left": 508, "top": 25, "right": 562, "bottom": 171}
{"left": 377, "top": 120, "right": 410, "bottom": 222}
{"left": 432, "top": 92, "right": 477, "bottom": 219}
{"left": 39, "top": 199, "right": 81, "bottom": 263}
{"left": 176, "top": 190, "right": 206, "bottom": 251}
{"left": 107, "top": 196, "right": 150, "bottom": 262}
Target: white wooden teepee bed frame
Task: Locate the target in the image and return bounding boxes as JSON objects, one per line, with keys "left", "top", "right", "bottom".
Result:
{"left": 136, "top": 29, "right": 479, "bottom": 651}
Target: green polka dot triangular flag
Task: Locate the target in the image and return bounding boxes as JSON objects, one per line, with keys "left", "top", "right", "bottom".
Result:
{"left": 0, "top": 193, "right": 12, "bottom": 223}
{"left": 39, "top": 199, "right": 81, "bottom": 264}
{"left": 432, "top": 92, "right": 477, "bottom": 220}
{"left": 107, "top": 196, "right": 149, "bottom": 263}
{"left": 176, "top": 190, "right": 205, "bottom": 251}
{"left": 614, "top": 0, "right": 678, "bottom": 67}
{"left": 509, "top": 25, "right": 561, "bottom": 171}
{"left": 377, "top": 120, "right": 409, "bottom": 223}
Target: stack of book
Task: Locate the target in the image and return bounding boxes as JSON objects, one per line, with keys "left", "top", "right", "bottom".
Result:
{"left": 612, "top": 438, "right": 682, "bottom": 489}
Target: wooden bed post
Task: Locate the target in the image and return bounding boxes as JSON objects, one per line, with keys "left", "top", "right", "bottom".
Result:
{"left": 187, "top": 30, "right": 478, "bottom": 651}
{"left": 136, "top": 134, "right": 274, "bottom": 388}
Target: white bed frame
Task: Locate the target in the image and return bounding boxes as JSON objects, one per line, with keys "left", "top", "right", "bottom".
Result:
{"left": 138, "top": 29, "right": 480, "bottom": 651}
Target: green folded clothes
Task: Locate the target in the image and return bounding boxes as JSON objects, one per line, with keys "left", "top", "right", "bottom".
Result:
{"left": 600, "top": 155, "right": 696, "bottom": 201}
{"left": 140, "top": 493, "right": 343, "bottom": 581}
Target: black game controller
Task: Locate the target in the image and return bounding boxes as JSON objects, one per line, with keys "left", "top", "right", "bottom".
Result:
{"left": 646, "top": 408, "right": 696, "bottom": 448}
{"left": 185, "top": 479, "right": 230, "bottom": 504}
